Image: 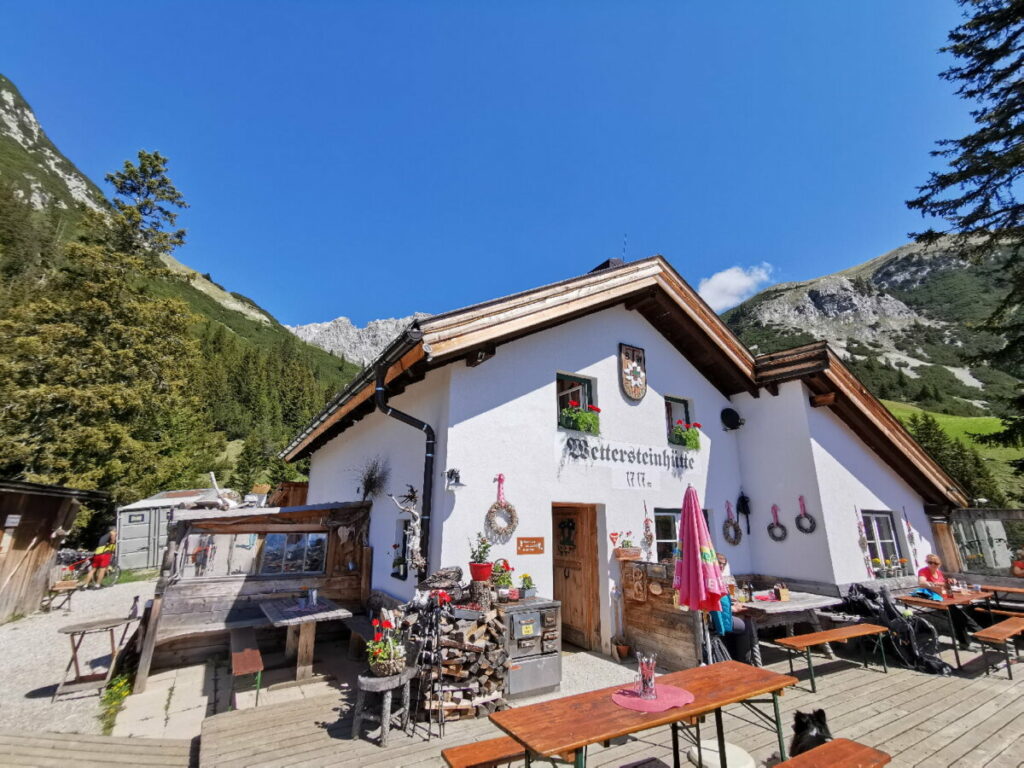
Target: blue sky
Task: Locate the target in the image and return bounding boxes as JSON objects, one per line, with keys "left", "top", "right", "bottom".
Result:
{"left": 2, "top": 2, "right": 968, "bottom": 325}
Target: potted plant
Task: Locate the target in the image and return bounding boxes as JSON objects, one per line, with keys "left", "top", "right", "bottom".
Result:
{"left": 468, "top": 533, "right": 494, "bottom": 582}
{"left": 669, "top": 421, "right": 701, "bottom": 450}
{"left": 559, "top": 400, "right": 601, "bottom": 435}
{"left": 612, "top": 531, "right": 642, "bottom": 561}
{"left": 519, "top": 573, "right": 536, "bottom": 598}
{"left": 871, "top": 557, "right": 885, "bottom": 578}
{"left": 493, "top": 563, "right": 513, "bottom": 603}
{"left": 366, "top": 617, "right": 406, "bottom": 676}
{"left": 612, "top": 634, "right": 631, "bottom": 661}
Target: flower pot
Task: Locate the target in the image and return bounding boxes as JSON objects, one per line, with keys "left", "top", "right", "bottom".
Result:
{"left": 614, "top": 547, "right": 643, "bottom": 561}
{"left": 507, "top": 588, "right": 520, "bottom": 601}
{"left": 369, "top": 654, "right": 406, "bottom": 677}
{"left": 616, "top": 644, "right": 631, "bottom": 660}
{"left": 469, "top": 562, "right": 494, "bottom": 582}
{"left": 521, "top": 587, "right": 536, "bottom": 598}
{"left": 497, "top": 587, "right": 509, "bottom": 603}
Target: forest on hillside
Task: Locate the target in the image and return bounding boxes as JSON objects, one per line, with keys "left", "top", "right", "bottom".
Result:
{"left": 0, "top": 153, "right": 355, "bottom": 535}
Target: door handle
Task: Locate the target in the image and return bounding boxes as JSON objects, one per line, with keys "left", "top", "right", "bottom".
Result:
{"left": 564, "top": 567, "right": 570, "bottom": 579}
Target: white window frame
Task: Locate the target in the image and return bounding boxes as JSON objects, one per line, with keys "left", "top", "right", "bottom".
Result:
{"left": 861, "top": 510, "right": 903, "bottom": 565}
{"left": 653, "top": 507, "right": 711, "bottom": 563}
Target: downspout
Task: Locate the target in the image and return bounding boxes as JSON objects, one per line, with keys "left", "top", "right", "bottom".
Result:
{"left": 374, "top": 333, "right": 435, "bottom": 578}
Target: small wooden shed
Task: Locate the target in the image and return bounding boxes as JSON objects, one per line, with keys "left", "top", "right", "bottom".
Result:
{"left": 0, "top": 480, "right": 112, "bottom": 623}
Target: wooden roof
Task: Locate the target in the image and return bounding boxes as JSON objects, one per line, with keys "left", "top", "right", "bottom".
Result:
{"left": 282, "top": 259, "right": 967, "bottom": 507}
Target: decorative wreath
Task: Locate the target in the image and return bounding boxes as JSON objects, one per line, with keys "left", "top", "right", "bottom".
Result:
{"left": 767, "top": 503, "right": 788, "bottom": 542}
{"left": 795, "top": 495, "right": 817, "bottom": 534}
{"left": 722, "top": 500, "right": 742, "bottom": 546}
{"left": 485, "top": 474, "right": 518, "bottom": 542}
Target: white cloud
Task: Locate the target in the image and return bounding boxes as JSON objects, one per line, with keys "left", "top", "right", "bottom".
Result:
{"left": 697, "top": 263, "right": 774, "bottom": 312}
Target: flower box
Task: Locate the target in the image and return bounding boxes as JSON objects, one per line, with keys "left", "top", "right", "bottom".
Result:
{"left": 614, "top": 547, "right": 643, "bottom": 561}
{"left": 469, "top": 562, "right": 494, "bottom": 582}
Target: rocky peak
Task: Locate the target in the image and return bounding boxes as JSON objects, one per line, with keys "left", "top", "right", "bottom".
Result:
{"left": 0, "top": 74, "right": 105, "bottom": 212}
{"left": 288, "top": 314, "right": 431, "bottom": 366}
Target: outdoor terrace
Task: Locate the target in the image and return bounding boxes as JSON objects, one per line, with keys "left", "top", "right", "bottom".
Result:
{"left": 195, "top": 643, "right": 1023, "bottom": 768}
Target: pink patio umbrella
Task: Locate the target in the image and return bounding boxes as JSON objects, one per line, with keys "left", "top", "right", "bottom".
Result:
{"left": 673, "top": 484, "right": 727, "bottom": 663}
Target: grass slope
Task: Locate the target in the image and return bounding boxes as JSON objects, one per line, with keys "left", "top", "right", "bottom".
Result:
{"left": 883, "top": 399, "right": 1024, "bottom": 502}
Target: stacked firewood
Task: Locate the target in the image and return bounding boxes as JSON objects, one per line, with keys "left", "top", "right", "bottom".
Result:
{"left": 407, "top": 607, "right": 510, "bottom": 721}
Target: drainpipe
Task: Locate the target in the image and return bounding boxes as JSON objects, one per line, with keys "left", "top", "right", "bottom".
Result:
{"left": 374, "top": 341, "right": 435, "bottom": 578}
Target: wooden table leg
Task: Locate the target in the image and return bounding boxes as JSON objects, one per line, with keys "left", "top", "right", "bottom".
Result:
{"left": 296, "top": 622, "right": 316, "bottom": 680}
{"left": 285, "top": 625, "right": 299, "bottom": 660}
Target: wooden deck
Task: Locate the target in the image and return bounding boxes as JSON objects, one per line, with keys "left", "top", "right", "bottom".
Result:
{"left": 0, "top": 729, "right": 196, "bottom": 767}
{"left": 197, "top": 650, "right": 1024, "bottom": 767}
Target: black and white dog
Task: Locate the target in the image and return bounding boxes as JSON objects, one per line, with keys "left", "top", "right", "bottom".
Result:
{"left": 789, "top": 709, "right": 833, "bottom": 757}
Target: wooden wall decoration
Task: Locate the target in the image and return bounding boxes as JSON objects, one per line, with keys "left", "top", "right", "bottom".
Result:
{"left": 628, "top": 564, "right": 647, "bottom": 603}
{"left": 622, "top": 562, "right": 700, "bottom": 670}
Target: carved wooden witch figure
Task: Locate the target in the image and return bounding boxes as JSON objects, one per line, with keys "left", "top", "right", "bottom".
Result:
{"left": 389, "top": 485, "right": 427, "bottom": 573}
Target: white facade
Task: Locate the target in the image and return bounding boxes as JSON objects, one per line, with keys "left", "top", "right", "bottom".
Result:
{"left": 306, "top": 304, "right": 938, "bottom": 652}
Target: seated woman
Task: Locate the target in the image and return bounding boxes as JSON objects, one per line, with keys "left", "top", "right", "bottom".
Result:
{"left": 709, "top": 553, "right": 756, "bottom": 664}
{"left": 918, "top": 553, "right": 980, "bottom": 649}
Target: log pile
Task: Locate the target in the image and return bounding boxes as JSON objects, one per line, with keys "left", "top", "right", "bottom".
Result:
{"left": 409, "top": 607, "right": 510, "bottom": 721}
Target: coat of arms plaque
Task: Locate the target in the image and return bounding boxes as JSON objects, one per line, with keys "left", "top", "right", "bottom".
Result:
{"left": 619, "top": 344, "right": 647, "bottom": 401}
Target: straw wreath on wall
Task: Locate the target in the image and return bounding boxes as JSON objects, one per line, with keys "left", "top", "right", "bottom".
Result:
{"left": 485, "top": 473, "right": 518, "bottom": 543}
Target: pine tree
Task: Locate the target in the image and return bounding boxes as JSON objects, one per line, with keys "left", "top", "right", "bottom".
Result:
{"left": 907, "top": 0, "right": 1024, "bottom": 473}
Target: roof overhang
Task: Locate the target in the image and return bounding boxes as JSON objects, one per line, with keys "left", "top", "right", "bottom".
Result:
{"left": 282, "top": 261, "right": 968, "bottom": 510}
{"left": 754, "top": 342, "right": 969, "bottom": 508}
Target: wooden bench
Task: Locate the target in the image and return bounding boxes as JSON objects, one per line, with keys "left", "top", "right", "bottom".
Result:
{"left": 776, "top": 623, "right": 889, "bottom": 693}
{"left": 990, "top": 607, "right": 1024, "bottom": 618}
{"left": 442, "top": 736, "right": 527, "bottom": 768}
{"left": 973, "top": 617, "right": 1024, "bottom": 680}
{"left": 777, "top": 738, "right": 890, "bottom": 766}
{"left": 229, "top": 627, "right": 264, "bottom": 705}
{"left": 41, "top": 580, "right": 79, "bottom": 613}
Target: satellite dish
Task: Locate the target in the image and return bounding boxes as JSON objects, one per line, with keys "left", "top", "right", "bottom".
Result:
{"left": 721, "top": 408, "right": 744, "bottom": 431}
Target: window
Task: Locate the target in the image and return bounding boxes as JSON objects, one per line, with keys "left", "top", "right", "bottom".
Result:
{"left": 861, "top": 511, "right": 903, "bottom": 564}
{"left": 557, "top": 373, "right": 593, "bottom": 412}
{"left": 653, "top": 507, "right": 711, "bottom": 563}
{"left": 260, "top": 532, "right": 327, "bottom": 575}
{"left": 665, "top": 397, "right": 693, "bottom": 441}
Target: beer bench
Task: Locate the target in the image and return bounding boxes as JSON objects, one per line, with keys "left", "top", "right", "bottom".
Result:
{"left": 229, "top": 627, "right": 264, "bottom": 706}
{"left": 776, "top": 738, "right": 890, "bottom": 766}
{"left": 442, "top": 736, "right": 527, "bottom": 768}
{"left": 973, "top": 617, "right": 1024, "bottom": 680}
{"left": 776, "top": 623, "right": 889, "bottom": 693}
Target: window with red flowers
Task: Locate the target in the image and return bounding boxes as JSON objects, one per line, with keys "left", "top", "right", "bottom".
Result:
{"left": 664, "top": 397, "right": 693, "bottom": 441}
{"left": 557, "top": 373, "right": 593, "bottom": 413}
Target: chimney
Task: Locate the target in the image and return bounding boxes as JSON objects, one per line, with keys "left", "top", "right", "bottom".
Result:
{"left": 589, "top": 258, "right": 625, "bottom": 274}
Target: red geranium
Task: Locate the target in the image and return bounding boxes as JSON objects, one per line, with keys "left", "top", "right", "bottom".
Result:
{"left": 436, "top": 590, "right": 452, "bottom": 605}
{"left": 676, "top": 419, "right": 684, "bottom": 425}
{"left": 568, "top": 400, "right": 580, "bottom": 408}
{"left": 587, "top": 404, "right": 601, "bottom": 413}
{"left": 383, "top": 619, "right": 394, "bottom": 630}
{"left": 374, "top": 632, "right": 383, "bottom": 643}
{"left": 372, "top": 618, "right": 380, "bottom": 627}
{"left": 693, "top": 422, "right": 702, "bottom": 429}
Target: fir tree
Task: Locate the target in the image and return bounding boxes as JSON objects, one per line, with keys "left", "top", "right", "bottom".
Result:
{"left": 907, "top": 0, "right": 1024, "bottom": 473}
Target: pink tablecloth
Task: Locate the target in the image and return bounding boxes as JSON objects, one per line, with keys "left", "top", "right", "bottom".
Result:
{"left": 611, "top": 684, "right": 695, "bottom": 712}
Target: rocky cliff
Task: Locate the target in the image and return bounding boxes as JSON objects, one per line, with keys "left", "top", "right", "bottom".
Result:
{"left": 288, "top": 314, "right": 430, "bottom": 365}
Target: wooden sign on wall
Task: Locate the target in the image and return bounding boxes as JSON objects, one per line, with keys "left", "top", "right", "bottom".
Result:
{"left": 516, "top": 537, "right": 545, "bottom": 555}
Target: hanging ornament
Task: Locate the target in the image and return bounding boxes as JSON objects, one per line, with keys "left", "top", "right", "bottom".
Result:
{"left": 723, "top": 500, "right": 742, "bottom": 546}
{"left": 485, "top": 473, "right": 518, "bottom": 543}
{"left": 901, "top": 507, "right": 920, "bottom": 570}
{"left": 736, "top": 492, "right": 752, "bottom": 534}
{"left": 857, "top": 508, "right": 873, "bottom": 578}
{"left": 795, "top": 495, "right": 817, "bottom": 534}
{"left": 767, "top": 504, "right": 788, "bottom": 542}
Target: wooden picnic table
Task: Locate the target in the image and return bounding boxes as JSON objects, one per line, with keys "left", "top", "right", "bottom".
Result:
{"left": 897, "top": 591, "right": 994, "bottom": 670}
{"left": 735, "top": 590, "right": 843, "bottom": 666}
{"left": 53, "top": 615, "right": 136, "bottom": 702}
{"left": 982, "top": 583, "right": 1024, "bottom": 606}
{"left": 489, "top": 660, "right": 798, "bottom": 768}
{"left": 258, "top": 596, "right": 352, "bottom": 681}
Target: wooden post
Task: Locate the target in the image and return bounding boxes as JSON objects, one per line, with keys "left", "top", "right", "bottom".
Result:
{"left": 133, "top": 594, "right": 163, "bottom": 694}
{"left": 296, "top": 622, "right": 316, "bottom": 680}
{"left": 927, "top": 513, "right": 963, "bottom": 572}
{"left": 360, "top": 546, "right": 372, "bottom": 607}
{"left": 285, "top": 625, "right": 299, "bottom": 660}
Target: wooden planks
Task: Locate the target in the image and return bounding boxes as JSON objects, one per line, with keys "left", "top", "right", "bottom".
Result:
{"left": 229, "top": 627, "right": 263, "bottom": 677}
{"left": 776, "top": 738, "right": 890, "bottom": 767}
{"left": 973, "top": 616, "right": 1024, "bottom": 644}
{"left": 0, "top": 729, "right": 193, "bottom": 767}
{"left": 622, "top": 562, "right": 700, "bottom": 669}
{"left": 442, "top": 735, "right": 526, "bottom": 768}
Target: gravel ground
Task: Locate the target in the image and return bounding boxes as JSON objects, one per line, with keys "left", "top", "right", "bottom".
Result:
{"left": 0, "top": 579, "right": 156, "bottom": 735}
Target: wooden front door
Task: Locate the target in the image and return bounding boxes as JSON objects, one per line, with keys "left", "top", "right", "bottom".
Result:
{"left": 551, "top": 504, "right": 600, "bottom": 650}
